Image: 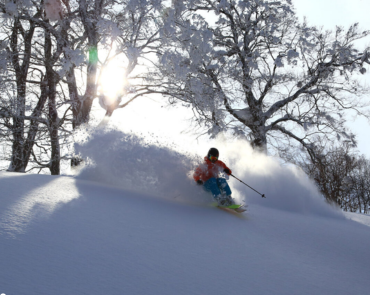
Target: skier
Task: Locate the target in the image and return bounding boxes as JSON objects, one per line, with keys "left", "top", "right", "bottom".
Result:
{"left": 193, "top": 148, "right": 234, "bottom": 206}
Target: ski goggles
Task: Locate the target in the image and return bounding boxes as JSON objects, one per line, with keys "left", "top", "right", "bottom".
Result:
{"left": 209, "top": 155, "right": 218, "bottom": 161}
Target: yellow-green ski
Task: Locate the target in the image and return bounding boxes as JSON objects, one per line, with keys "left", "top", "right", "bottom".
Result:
{"left": 212, "top": 203, "right": 247, "bottom": 213}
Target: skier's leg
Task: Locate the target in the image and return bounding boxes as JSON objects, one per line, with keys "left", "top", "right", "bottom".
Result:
{"left": 216, "top": 178, "right": 232, "bottom": 196}
{"left": 203, "top": 178, "right": 222, "bottom": 199}
{"left": 216, "top": 178, "right": 234, "bottom": 205}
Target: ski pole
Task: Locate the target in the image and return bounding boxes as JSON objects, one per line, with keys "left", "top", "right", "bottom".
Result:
{"left": 231, "top": 174, "right": 266, "bottom": 198}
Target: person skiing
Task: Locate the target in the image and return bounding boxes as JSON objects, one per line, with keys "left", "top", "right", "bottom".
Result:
{"left": 193, "top": 148, "right": 234, "bottom": 206}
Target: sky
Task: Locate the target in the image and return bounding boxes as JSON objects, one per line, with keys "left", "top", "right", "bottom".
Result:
{"left": 293, "top": 0, "right": 370, "bottom": 32}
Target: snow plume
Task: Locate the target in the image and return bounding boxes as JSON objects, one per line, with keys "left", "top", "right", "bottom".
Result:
{"left": 216, "top": 135, "right": 342, "bottom": 218}
{"left": 75, "top": 127, "right": 341, "bottom": 218}
{"left": 44, "top": 0, "right": 63, "bottom": 21}
{"left": 75, "top": 127, "right": 210, "bottom": 204}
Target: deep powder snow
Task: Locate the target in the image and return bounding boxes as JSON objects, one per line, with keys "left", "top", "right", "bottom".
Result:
{"left": 0, "top": 128, "right": 369, "bottom": 295}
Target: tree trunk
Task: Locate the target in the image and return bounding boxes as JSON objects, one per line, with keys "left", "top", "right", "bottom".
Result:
{"left": 69, "top": 4, "right": 100, "bottom": 167}
{"left": 45, "top": 28, "right": 60, "bottom": 175}
{"left": 7, "top": 18, "right": 26, "bottom": 172}
{"left": 8, "top": 96, "right": 26, "bottom": 172}
{"left": 250, "top": 127, "right": 267, "bottom": 153}
{"left": 7, "top": 17, "right": 36, "bottom": 173}
{"left": 22, "top": 80, "right": 48, "bottom": 169}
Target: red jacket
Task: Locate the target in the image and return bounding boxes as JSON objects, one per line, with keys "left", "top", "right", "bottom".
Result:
{"left": 193, "top": 157, "right": 232, "bottom": 182}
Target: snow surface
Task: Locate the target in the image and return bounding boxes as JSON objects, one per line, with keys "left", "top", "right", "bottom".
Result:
{"left": 1, "top": 128, "right": 370, "bottom": 295}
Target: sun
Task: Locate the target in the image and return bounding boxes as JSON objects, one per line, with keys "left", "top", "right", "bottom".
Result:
{"left": 98, "top": 63, "right": 126, "bottom": 103}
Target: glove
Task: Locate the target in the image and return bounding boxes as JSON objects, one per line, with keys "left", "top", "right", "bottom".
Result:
{"left": 196, "top": 180, "right": 204, "bottom": 185}
{"left": 223, "top": 168, "right": 231, "bottom": 175}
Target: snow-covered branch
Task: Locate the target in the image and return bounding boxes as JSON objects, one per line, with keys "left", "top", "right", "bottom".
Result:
{"left": 155, "top": 0, "right": 370, "bottom": 158}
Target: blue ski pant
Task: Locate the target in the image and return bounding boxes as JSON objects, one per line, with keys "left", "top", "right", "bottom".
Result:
{"left": 203, "top": 177, "right": 232, "bottom": 198}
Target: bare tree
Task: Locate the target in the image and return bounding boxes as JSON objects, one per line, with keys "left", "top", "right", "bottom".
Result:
{"left": 299, "top": 142, "right": 370, "bottom": 213}
{"left": 0, "top": 4, "right": 46, "bottom": 172}
{"left": 0, "top": 0, "right": 170, "bottom": 173}
{"left": 298, "top": 142, "right": 357, "bottom": 208}
{"left": 0, "top": 0, "right": 73, "bottom": 174}
{"left": 347, "top": 156, "right": 370, "bottom": 213}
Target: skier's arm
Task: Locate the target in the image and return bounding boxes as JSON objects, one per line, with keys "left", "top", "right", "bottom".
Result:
{"left": 218, "top": 161, "right": 232, "bottom": 175}
{"left": 193, "top": 166, "right": 202, "bottom": 182}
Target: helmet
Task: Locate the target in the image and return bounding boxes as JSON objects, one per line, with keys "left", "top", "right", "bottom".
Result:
{"left": 207, "top": 148, "right": 219, "bottom": 158}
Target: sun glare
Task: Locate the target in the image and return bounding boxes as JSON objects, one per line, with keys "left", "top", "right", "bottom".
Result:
{"left": 99, "top": 64, "right": 125, "bottom": 101}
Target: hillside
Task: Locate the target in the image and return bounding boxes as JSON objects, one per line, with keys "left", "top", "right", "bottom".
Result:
{"left": 1, "top": 170, "right": 370, "bottom": 295}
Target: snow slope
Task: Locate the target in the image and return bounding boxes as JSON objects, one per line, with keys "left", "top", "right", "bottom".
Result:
{"left": 1, "top": 172, "right": 370, "bottom": 295}
{"left": 1, "top": 129, "right": 370, "bottom": 295}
